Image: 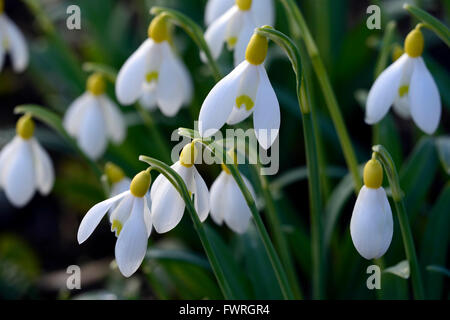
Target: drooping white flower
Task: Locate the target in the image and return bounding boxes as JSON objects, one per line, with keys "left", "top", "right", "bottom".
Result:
{"left": 115, "top": 14, "right": 192, "bottom": 116}
{"left": 150, "top": 142, "right": 209, "bottom": 233}
{"left": 205, "top": 0, "right": 234, "bottom": 26}
{"left": 0, "top": 115, "right": 54, "bottom": 207}
{"left": 105, "top": 162, "right": 131, "bottom": 197}
{"left": 63, "top": 73, "right": 126, "bottom": 160}
{"left": 78, "top": 170, "right": 152, "bottom": 277}
{"left": 366, "top": 27, "right": 441, "bottom": 134}
{"left": 199, "top": 33, "right": 280, "bottom": 149}
{"left": 204, "top": 0, "right": 274, "bottom": 66}
{"left": 210, "top": 151, "right": 255, "bottom": 233}
{"left": 350, "top": 158, "right": 393, "bottom": 260}
{"left": 0, "top": 1, "right": 28, "bottom": 73}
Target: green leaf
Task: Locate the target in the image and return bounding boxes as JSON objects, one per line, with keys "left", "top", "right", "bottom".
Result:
{"left": 83, "top": 62, "right": 118, "bottom": 82}
{"left": 384, "top": 260, "right": 410, "bottom": 279}
{"left": 426, "top": 265, "right": 450, "bottom": 278}
{"left": 404, "top": 4, "right": 450, "bottom": 47}
{"left": 435, "top": 136, "right": 450, "bottom": 175}
{"left": 145, "top": 249, "right": 211, "bottom": 270}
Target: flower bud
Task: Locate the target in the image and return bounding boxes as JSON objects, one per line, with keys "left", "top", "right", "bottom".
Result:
{"left": 245, "top": 33, "right": 268, "bottom": 65}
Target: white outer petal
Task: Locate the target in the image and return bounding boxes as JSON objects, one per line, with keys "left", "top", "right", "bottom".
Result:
{"left": 31, "top": 138, "right": 54, "bottom": 195}
{"left": 115, "top": 197, "right": 148, "bottom": 277}
{"left": 193, "top": 167, "right": 210, "bottom": 222}
{"left": 209, "top": 171, "right": 228, "bottom": 225}
{"left": 99, "top": 95, "right": 126, "bottom": 144}
{"left": 204, "top": 6, "right": 237, "bottom": 60}
{"left": 144, "top": 195, "right": 152, "bottom": 237}
{"left": 63, "top": 93, "right": 92, "bottom": 137}
{"left": 2, "top": 138, "right": 35, "bottom": 207}
{"left": 139, "top": 83, "right": 158, "bottom": 110}
{"left": 110, "top": 178, "right": 131, "bottom": 197}
{"left": 409, "top": 57, "right": 441, "bottom": 134}
{"left": 116, "top": 39, "right": 153, "bottom": 105}
{"left": 350, "top": 186, "right": 393, "bottom": 260}
{"left": 366, "top": 54, "right": 409, "bottom": 124}
{"left": 3, "top": 15, "right": 28, "bottom": 72}
{"left": 250, "top": 0, "right": 275, "bottom": 27}
{"left": 109, "top": 194, "right": 134, "bottom": 236}
{"left": 77, "top": 98, "right": 107, "bottom": 160}
{"left": 198, "top": 61, "right": 249, "bottom": 137}
{"left": 253, "top": 66, "right": 280, "bottom": 149}
{"left": 393, "top": 95, "right": 411, "bottom": 119}
{"left": 77, "top": 191, "right": 129, "bottom": 244}
{"left": 233, "top": 12, "right": 255, "bottom": 66}
{"left": 205, "top": 0, "right": 234, "bottom": 26}
{"left": 0, "top": 137, "right": 19, "bottom": 188}
{"left": 223, "top": 172, "right": 253, "bottom": 234}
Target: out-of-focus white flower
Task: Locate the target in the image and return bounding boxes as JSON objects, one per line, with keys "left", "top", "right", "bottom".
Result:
{"left": 350, "top": 158, "right": 393, "bottom": 260}
{"left": 199, "top": 33, "right": 280, "bottom": 149}
{"left": 366, "top": 27, "right": 441, "bottom": 134}
{"left": 150, "top": 142, "right": 209, "bottom": 233}
{"left": 63, "top": 73, "right": 126, "bottom": 160}
{"left": 204, "top": 0, "right": 274, "bottom": 66}
{"left": 78, "top": 170, "right": 152, "bottom": 277}
{"left": 116, "top": 15, "right": 192, "bottom": 116}
{"left": 105, "top": 162, "right": 131, "bottom": 197}
{"left": 205, "top": 0, "right": 234, "bottom": 26}
{"left": 210, "top": 151, "right": 255, "bottom": 233}
{"left": 0, "top": 115, "right": 54, "bottom": 207}
{"left": 0, "top": 0, "right": 28, "bottom": 73}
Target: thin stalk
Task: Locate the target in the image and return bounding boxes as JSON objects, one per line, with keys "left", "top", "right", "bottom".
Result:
{"left": 372, "top": 145, "right": 425, "bottom": 300}
{"left": 280, "top": 0, "right": 362, "bottom": 192}
{"left": 139, "top": 156, "right": 234, "bottom": 299}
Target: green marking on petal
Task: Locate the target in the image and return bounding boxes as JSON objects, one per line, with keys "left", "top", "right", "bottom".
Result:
{"left": 236, "top": 95, "right": 254, "bottom": 111}
{"left": 146, "top": 71, "right": 159, "bottom": 83}
{"left": 227, "top": 37, "right": 237, "bottom": 49}
{"left": 398, "top": 85, "right": 409, "bottom": 97}
{"left": 111, "top": 219, "right": 123, "bottom": 236}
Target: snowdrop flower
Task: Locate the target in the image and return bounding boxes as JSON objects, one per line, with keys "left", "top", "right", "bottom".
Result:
{"left": 350, "top": 157, "right": 393, "bottom": 260}
{"left": 366, "top": 26, "right": 441, "bottom": 134}
{"left": 0, "top": 115, "right": 54, "bottom": 207}
{"left": 0, "top": 0, "right": 28, "bottom": 73}
{"left": 115, "top": 14, "right": 192, "bottom": 116}
{"left": 105, "top": 162, "right": 131, "bottom": 197}
{"left": 63, "top": 73, "right": 126, "bottom": 160}
{"left": 151, "top": 142, "right": 209, "bottom": 233}
{"left": 78, "top": 169, "right": 152, "bottom": 277}
{"left": 205, "top": 0, "right": 234, "bottom": 26}
{"left": 210, "top": 150, "right": 255, "bottom": 233}
{"left": 204, "top": 0, "right": 274, "bottom": 66}
{"left": 199, "top": 33, "right": 280, "bottom": 149}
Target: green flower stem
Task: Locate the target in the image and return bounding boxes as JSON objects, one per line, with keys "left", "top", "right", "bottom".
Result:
{"left": 250, "top": 165, "right": 303, "bottom": 299}
{"left": 404, "top": 4, "right": 450, "bottom": 47}
{"left": 279, "top": 0, "right": 362, "bottom": 193}
{"left": 372, "top": 145, "right": 425, "bottom": 300}
{"left": 256, "top": 26, "right": 324, "bottom": 299}
{"left": 150, "top": 7, "right": 222, "bottom": 81}
{"left": 139, "top": 156, "right": 234, "bottom": 299}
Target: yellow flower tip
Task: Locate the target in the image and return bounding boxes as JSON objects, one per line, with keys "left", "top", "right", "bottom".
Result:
{"left": 363, "top": 159, "right": 383, "bottom": 189}
{"left": 236, "top": 0, "right": 252, "bottom": 11}
{"left": 105, "top": 162, "right": 125, "bottom": 184}
{"left": 236, "top": 95, "right": 254, "bottom": 111}
{"left": 392, "top": 44, "right": 404, "bottom": 62}
{"left": 111, "top": 219, "right": 123, "bottom": 236}
{"left": 221, "top": 150, "right": 238, "bottom": 174}
{"left": 146, "top": 71, "right": 159, "bottom": 83}
{"left": 130, "top": 170, "right": 151, "bottom": 198}
{"left": 87, "top": 73, "right": 106, "bottom": 95}
{"left": 245, "top": 33, "right": 268, "bottom": 65}
{"left": 180, "top": 142, "right": 198, "bottom": 168}
{"left": 404, "top": 28, "right": 424, "bottom": 58}
{"left": 0, "top": 0, "right": 4, "bottom": 14}
{"left": 16, "top": 114, "right": 35, "bottom": 140}
{"left": 149, "top": 14, "right": 170, "bottom": 43}
{"left": 398, "top": 85, "right": 409, "bottom": 97}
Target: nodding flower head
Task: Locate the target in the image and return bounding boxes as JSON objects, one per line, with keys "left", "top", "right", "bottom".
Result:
{"left": 87, "top": 73, "right": 106, "bottom": 96}
{"left": 130, "top": 170, "right": 152, "bottom": 198}
{"left": 148, "top": 14, "right": 170, "bottom": 43}
{"left": 105, "top": 162, "right": 125, "bottom": 184}
{"left": 363, "top": 158, "right": 383, "bottom": 189}
{"left": 404, "top": 26, "right": 424, "bottom": 58}
{"left": 245, "top": 33, "right": 268, "bottom": 65}
{"left": 179, "top": 142, "right": 198, "bottom": 167}
{"left": 16, "top": 114, "right": 35, "bottom": 140}
{"left": 236, "top": 0, "right": 252, "bottom": 11}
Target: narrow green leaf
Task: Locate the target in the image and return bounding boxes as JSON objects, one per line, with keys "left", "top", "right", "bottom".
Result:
{"left": 435, "top": 136, "right": 450, "bottom": 175}
{"left": 426, "top": 265, "right": 450, "bottom": 278}
{"left": 145, "top": 249, "right": 211, "bottom": 270}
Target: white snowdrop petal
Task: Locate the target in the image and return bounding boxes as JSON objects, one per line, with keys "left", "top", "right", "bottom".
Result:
{"left": 4, "top": 15, "right": 28, "bottom": 72}
{"left": 253, "top": 66, "right": 280, "bottom": 149}
{"left": 0, "top": 138, "right": 18, "bottom": 187}
{"left": 350, "top": 186, "right": 393, "bottom": 260}
{"left": 77, "top": 191, "right": 129, "bottom": 244}
{"left": 116, "top": 39, "right": 153, "bottom": 105}
{"left": 115, "top": 197, "right": 148, "bottom": 277}
{"left": 156, "top": 43, "right": 185, "bottom": 117}
{"left": 78, "top": 99, "right": 107, "bottom": 160}
{"left": 110, "top": 178, "right": 131, "bottom": 197}
{"left": 223, "top": 172, "right": 252, "bottom": 234}
{"left": 409, "top": 57, "right": 441, "bottom": 134}
{"left": 233, "top": 13, "right": 255, "bottom": 66}
{"left": 109, "top": 194, "right": 133, "bottom": 226}
{"left": 3, "top": 138, "right": 35, "bottom": 207}
{"left": 174, "top": 55, "right": 193, "bottom": 105}
{"left": 193, "top": 167, "right": 210, "bottom": 222}
{"left": 392, "top": 96, "right": 411, "bottom": 119}
{"left": 365, "top": 54, "right": 408, "bottom": 124}
{"left": 199, "top": 61, "right": 249, "bottom": 137}
{"left": 63, "top": 93, "right": 93, "bottom": 137}
{"left": 205, "top": 0, "right": 234, "bottom": 26}
{"left": 143, "top": 196, "right": 152, "bottom": 237}
{"left": 204, "top": 6, "right": 237, "bottom": 60}
{"left": 99, "top": 95, "right": 126, "bottom": 144}
{"left": 209, "top": 171, "right": 228, "bottom": 225}
{"left": 31, "top": 138, "right": 54, "bottom": 195}
{"left": 251, "top": 0, "right": 275, "bottom": 27}
{"left": 139, "top": 83, "right": 158, "bottom": 110}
